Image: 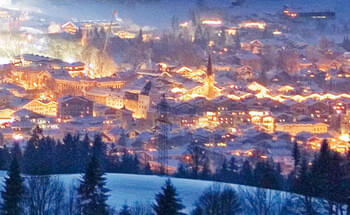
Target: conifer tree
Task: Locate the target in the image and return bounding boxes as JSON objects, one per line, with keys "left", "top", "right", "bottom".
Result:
{"left": 22, "top": 126, "right": 42, "bottom": 174}
{"left": 200, "top": 160, "right": 211, "bottom": 180}
{"left": 22, "top": 140, "right": 36, "bottom": 174}
{"left": 254, "top": 161, "right": 279, "bottom": 189}
{"left": 119, "top": 205, "right": 131, "bottom": 215}
{"left": 311, "top": 139, "right": 331, "bottom": 197}
{"left": 292, "top": 141, "right": 300, "bottom": 170}
{"left": 176, "top": 163, "right": 188, "bottom": 178}
{"left": 77, "top": 134, "right": 91, "bottom": 172}
{"left": 0, "top": 146, "right": 10, "bottom": 170}
{"left": 120, "top": 151, "right": 134, "bottom": 173}
{"left": 239, "top": 160, "right": 253, "bottom": 185}
{"left": 228, "top": 157, "right": 238, "bottom": 173}
{"left": 144, "top": 162, "right": 153, "bottom": 175}
{"left": 218, "top": 159, "right": 230, "bottom": 182}
{"left": 294, "top": 158, "right": 317, "bottom": 215}
{"left": 92, "top": 134, "right": 107, "bottom": 171}
{"left": 10, "top": 143, "right": 22, "bottom": 166}
{"left": 191, "top": 207, "right": 202, "bottom": 215}
{"left": 153, "top": 179, "right": 184, "bottom": 215}
{"left": 77, "top": 155, "right": 110, "bottom": 215}
{"left": 137, "top": 28, "right": 143, "bottom": 44}
{"left": 133, "top": 155, "right": 140, "bottom": 174}
{"left": 1, "top": 158, "right": 24, "bottom": 215}
{"left": 61, "top": 133, "right": 79, "bottom": 173}
{"left": 228, "top": 157, "right": 239, "bottom": 183}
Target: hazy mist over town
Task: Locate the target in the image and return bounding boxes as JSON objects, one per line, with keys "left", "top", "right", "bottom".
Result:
{"left": 0, "top": 0, "right": 349, "bottom": 214}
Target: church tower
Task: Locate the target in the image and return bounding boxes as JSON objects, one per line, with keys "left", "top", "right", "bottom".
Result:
{"left": 206, "top": 55, "right": 216, "bottom": 98}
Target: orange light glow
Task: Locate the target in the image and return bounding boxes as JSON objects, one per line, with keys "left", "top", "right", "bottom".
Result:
{"left": 179, "top": 21, "right": 189, "bottom": 28}
{"left": 225, "top": 28, "right": 237, "bottom": 36}
{"left": 201, "top": 19, "right": 223, "bottom": 26}
{"left": 13, "top": 133, "right": 24, "bottom": 141}
{"left": 273, "top": 30, "right": 282, "bottom": 35}
{"left": 239, "top": 21, "right": 266, "bottom": 30}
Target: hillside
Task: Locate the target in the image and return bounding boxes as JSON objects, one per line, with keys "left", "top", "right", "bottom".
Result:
{"left": 9, "top": 0, "right": 350, "bottom": 29}
{"left": 54, "top": 173, "right": 245, "bottom": 212}
{"left": 0, "top": 171, "right": 286, "bottom": 213}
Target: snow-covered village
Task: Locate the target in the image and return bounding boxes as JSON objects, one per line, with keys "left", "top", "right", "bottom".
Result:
{"left": 0, "top": 0, "right": 349, "bottom": 214}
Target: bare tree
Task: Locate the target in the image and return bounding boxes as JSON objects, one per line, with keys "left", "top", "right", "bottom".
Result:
{"left": 130, "top": 201, "right": 153, "bottom": 215}
{"left": 294, "top": 196, "right": 322, "bottom": 215}
{"left": 277, "top": 49, "right": 299, "bottom": 74}
{"left": 65, "top": 183, "right": 78, "bottom": 215}
{"left": 187, "top": 138, "right": 208, "bottom": 179}
{"left": 239, "top": 187, "right": 288, "bottom": 215}
{"left": 24, "top": 176, "right": 65, "bottom": 215}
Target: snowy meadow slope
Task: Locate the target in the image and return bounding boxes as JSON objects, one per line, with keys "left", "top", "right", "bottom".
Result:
{"left": 0, "top": 171, "right": 291, "bottom": 213}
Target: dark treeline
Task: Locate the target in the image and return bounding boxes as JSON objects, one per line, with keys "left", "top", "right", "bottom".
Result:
{"left": 0, "top": 127, "right": 350, "bottom": 214}
{"left": 0, "top": 152, "right": 242, "bottom": 215}
{"left": 176, "top": 138, "right": 350, "bottom": 214}
{"left": 2, "top": 127, "right": 143, "bottom": 176}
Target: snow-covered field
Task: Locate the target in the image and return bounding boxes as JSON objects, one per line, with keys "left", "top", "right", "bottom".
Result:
{"left": 0, "top": 171, "right": 258, "bottom": 212}
{"left": 57, "top": 173, "right": 246, "bottom": 212}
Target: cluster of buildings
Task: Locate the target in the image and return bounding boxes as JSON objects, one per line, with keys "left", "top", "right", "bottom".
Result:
{"left": 0, "top": 1, "right": 350, "bottom": 174}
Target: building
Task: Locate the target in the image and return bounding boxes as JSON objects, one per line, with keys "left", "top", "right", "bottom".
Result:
{"left": 57, "top": 96, "right": 93, "bottom": 120}
{"left": 249, "top": 110, "right": 275, "bottom": 133}
{"left": 276, "top": 122, "right": 328, "bottom": 136}
{"left": 62, "top": 21, "right": 78, "bottom": 34}
{"left": 181, "top": 56, "right": 220, "bottom": 100}
{"left": 341, "top": 110, "right": 350, "bottom": 135}
{"left": 123, "top": 81, "right": 152, "bottom": 119}
{"left": 106, "top": 93, "right": 124, "bottom": 109}
{"left": 85, "top": 88, "right": 109, "bottom": 105}
{"left": 11, "top": 66, "right": 51, "bottom": 90}
{"left": 22, "top": 99, "right": 57, "bottom": 116}
{"left": 207, "top": 55, "right": 216, "bottom": 99}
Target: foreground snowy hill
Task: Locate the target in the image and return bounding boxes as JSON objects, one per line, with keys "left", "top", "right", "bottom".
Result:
{"left": 0, "top": 171, "right": 276, "bottom": 212}
{"left": 60, "top": 173, "right": 241, "bottom": 211}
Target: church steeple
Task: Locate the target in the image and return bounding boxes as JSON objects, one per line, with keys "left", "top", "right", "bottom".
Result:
{"left": 207, "top": 54, "right": 213, "bottom": 77}
{"left": 206, "top": 54, "right": 216, "bottom": 99}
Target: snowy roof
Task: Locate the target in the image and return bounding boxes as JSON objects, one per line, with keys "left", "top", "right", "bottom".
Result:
{"left": 59, "top": 96, "right": 92, "bottom": 104}
{"left": 14, "top": 109, "right": 44, "bottom": 118}
{"left": 236, "top": 51, "right": 261, "bottom": 61}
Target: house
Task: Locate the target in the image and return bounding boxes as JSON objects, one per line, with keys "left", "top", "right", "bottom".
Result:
{"left": 307, "top": 101, "right": 332, "bottom": 122}
{"left": 275, "top": 121, "right": 328, "bottom": 136}
{"left": 85, "top": 88, "right": 110, "bottom": 105}
{"left": 115, "top": 107, "right": 134, "bottom": 129}
{"left": 22, "top": 99, "right": 57, "bottom": 116}
{"left": 297, "top": 58, "right": 313, "bottom": 71}
{"left": 63, "top": 62, "right": 85, "bottom": 77}
{"left": 236, "top": 52, "right": 262, "bottom": 72}
{"left": 234, "top": 65, "right": 254, "bottom": 81}
{"left": 0, "top": 89, "right": 12, "bottom": 107}
{"left": 241, "top": 40, "right": 264, "bottom": 54}
{"left": 0, "top": 108, "right": 15, "bottom": 125}
{"left": 61, "top": 21, "right": 78, "bottom": 34}
{"left": 316, "top": 58, "right": 342, "bottom": 72}
{"left": 13, "top": 109, "right": 44, "bottom": 122}
{"left": 172, "top": 102, "right": 197, "bottom": 115}
{"left": 57, "top": 96, "right": 93, "bottom": 120}
{"left": 289, "top": 102, "right": 308, "bottom": 115}
{"left": 175, "top": 114, "right": 198, "bottom": 128}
